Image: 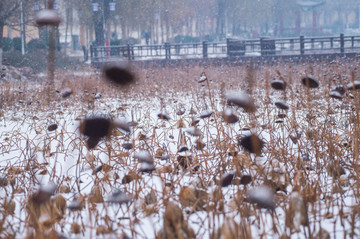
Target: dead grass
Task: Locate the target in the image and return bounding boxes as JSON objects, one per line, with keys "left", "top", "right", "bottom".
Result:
{"left": 0, "top": 57, "right": 360, "bottom": 238}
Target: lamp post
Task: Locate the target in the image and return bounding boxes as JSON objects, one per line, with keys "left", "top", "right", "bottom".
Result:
{"left": 20, "top": 0, "right": 25, "bottom": 55}
{"left": 35, "top": 1, "right": 60, "bottom": 50}
{"left": 92, "top": 0, "right": 115, "bottom": 46}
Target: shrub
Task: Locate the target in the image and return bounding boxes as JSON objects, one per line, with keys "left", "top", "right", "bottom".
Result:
{"left": 203, "top": 34, "right": 217, "bottom": 42}
{"left": 174, "top": 35, "right": 200, "bottom": 43}
{"left": 13, "top": 37, "right": 22, "bottom": 51}
{"left": 27, "top": 38, "right": 47, "bottom": 52}
{"left": 2, "top": 37, "right": 13, "bottom": 52}
{"left": 126, "top": 37, "right": 139, "bottom": 45}
{"left": 110, "top": 39, "right": 122, "bottom": 46}
{"left": 4, "top": 49, "right": 84, "bottom": 72}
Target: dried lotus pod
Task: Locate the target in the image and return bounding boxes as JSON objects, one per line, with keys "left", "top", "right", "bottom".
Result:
{"left": 247, "top": 185, "right": 275, "bottom": 209}
{"left": 106, "top": 190, "right": 132, "bottom": 204}
{"left": 113, "top": 118, "right": 132, "bottom": 133}
{"left": 178, "top": 145, "right": 189, "bottom": 153}
{"left": 226, "top": 91, "right": 256, "bottom": 113}
{"left": 301, "top": 76, "right": 319, "bottom": 88}
{"left": 238, "top": 133, "right": 264, "bottom": 155}
{"left": 80, "top": 117, "right": 112, "bottom": 138}
{"left": 0, "top": 175, "right": 8, "bottom": 187}
{"left": 332, "top": 85, "right": 345, "bottom": 95}
{"left": 134, "top": 151, "right": 153, "bottom": 164}
{"left": 270, "top": 79, "right": 286, "bottom": 90}
{"left": 329, "top": 91, "right": 342, "bottom": 100}
{"left": 185, "top": 127, "right": 202, "bottom": 137}
{"left": 121, "top": 142, "right": 133, "bottom": 150}
{"left": 30, "top": 183, "right": 57, "bottom": 205}
{"left": 67, "top": 200, "right": 83, "bottom": 211}
{"left": 199, "top": 72, "right": 208, "bottom": 83}
{"left": 140, "top": 162, "right": 155, "bottom": 173}
{"left": 200, "top": 110, "right": 214, "bottom": 119}
{"left": 222, "top": 108, "right": 239, "bottom": 124}
{"left": 60, "top": 88, "right": 72, "bottom": 98}
{"left": 102, "top": 63, "right": 135, "bottom": 86}
{"left": 157, "top": 111, "right": 171, "bottom": 121}
{"left": 274, "top": 100, "right": 289, "bottom": 110}
{"left": 35, "top": 9, "right": 62, "bottom": 26}
{"left": 220, "top": 173, "right": 234, "bottom": 187}
{"left": 346, "top": 81, "right": 360, "bottom": 91}
{"left": 47, "top": 123, "right": 58, "bottom": 131}
{"left": 240, "top": 175, "right": 252, "bottom": 185}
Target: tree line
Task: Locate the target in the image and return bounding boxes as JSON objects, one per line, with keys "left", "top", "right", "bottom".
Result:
{"left": 0, "top": 0, "right": 359, "bottom": 63}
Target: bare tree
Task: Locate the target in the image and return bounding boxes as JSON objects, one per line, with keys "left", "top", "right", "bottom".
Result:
{"left": 0, "top": 0, "right": 37, "bottom": 72}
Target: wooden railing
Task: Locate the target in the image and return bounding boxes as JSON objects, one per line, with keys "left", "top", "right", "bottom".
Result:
{"left": 90, "top": 34, "right": 360, "bottom": 64}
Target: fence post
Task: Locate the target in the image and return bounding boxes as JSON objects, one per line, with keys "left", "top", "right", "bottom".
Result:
{"left": 226, "top": 38, "right": 230, "bottom": 57}
{"left": 340, "top": 33, "right": 344, "bottom": 54}
{"left": 260, "top": 38, "right": 264, "bottom": 55}
{"left": 131, "top": 45, "right": 134, "bottom": 60}
{"left": 202, "top": 41, "right": 208, "bottom": 59}
{"left": 90, "top": 45, "right": 93, "bottom": 63}
{"left": 165, "top": 42, "right": 171, "bottom": 59}
{"left": 300, "top": 36, "right": 305, "bottom": 55}
{"left": 330, "top": 37, "right": 333, "bottom": 48}
{"left": 311, "top": 38, "right": 314, "bottom": 49}
{"left": 127, "top": 44, "right": 131, "bottom": 60}
{"left": 351, "top": 36, "right": 354, "bottom": 48}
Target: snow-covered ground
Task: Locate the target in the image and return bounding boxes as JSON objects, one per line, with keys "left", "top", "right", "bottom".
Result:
{"left": 0, "top": 62, "right": 360, "bottom": 238}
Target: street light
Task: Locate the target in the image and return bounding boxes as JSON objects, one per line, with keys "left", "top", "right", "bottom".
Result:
{"left": 34, "top": 1, "right": 59, "bottom": 47}
{"left": 34, "top": 2, "right": 40, "bottom": 11}
{"left": 20, "top": 0, "right": 25, "bottom": 55}
{"left": 92, "top": 0, "right": 115, "bottom": 46}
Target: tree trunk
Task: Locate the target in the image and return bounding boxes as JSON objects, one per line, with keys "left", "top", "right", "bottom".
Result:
{"left": 160, "top": 17, "right": 164, "bottom": 44}
{"left": 0, "top": 22, "right": 4, "bottom": 75}
{"left": 64, "top": 8, "right": 69, "bottom": 54}
{"left": 114, "top": 19, "right": 118, "bottom": 40}
{"left": 121, "top": 21, "right": 126, "bottom": 41}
